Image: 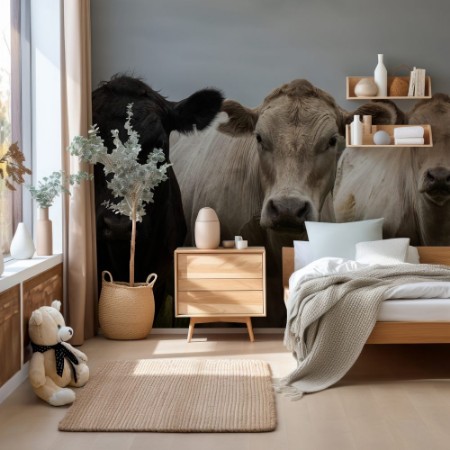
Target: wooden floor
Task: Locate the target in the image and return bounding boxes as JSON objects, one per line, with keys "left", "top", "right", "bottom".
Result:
{"left": 2, "top": 333, "right": 450, "bottom": 450}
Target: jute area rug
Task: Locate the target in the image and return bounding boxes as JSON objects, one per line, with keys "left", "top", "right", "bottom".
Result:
{"left": 59, "top": 359, "right": 276, "bottom": 432}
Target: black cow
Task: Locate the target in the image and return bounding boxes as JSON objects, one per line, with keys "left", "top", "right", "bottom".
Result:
{"left": 92, "top": 75, "right": 223, "bottom": 316}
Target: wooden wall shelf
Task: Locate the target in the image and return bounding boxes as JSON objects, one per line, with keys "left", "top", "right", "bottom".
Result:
{"left": 345, "top": 124, "right": 433, "bottom": 148}
{"left": 346, "top": 76, "right": 432, "bottom": 100}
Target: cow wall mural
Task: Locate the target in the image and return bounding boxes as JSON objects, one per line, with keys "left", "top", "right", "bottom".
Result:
{"left": 92, "top": 75, "right": 224, "bottom": 314}
{"left": 93, "top": 75, "right": 450, "bottom": 328}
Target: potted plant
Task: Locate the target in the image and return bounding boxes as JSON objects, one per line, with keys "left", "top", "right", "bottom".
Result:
{"left": 68, "top": 104, "right": 170, "bottom": 339}
{"left": 27, "top": 170, "right": 91, "bottom": 256}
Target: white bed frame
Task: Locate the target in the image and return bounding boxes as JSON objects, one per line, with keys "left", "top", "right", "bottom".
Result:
{"left": 282, "top": 246, "right": 450, "bottom": 344}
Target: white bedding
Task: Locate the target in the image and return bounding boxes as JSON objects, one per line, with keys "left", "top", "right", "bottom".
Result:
{"left": 288, "top": 257, "right": 450, "bottom": 322}
{"left": 378, "top": 299, "right": 450, "bottom": 322}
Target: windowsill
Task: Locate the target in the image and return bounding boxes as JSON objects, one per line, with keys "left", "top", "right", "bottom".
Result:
{"left": 0, "top": 254, "right": 63, "bottom": 292}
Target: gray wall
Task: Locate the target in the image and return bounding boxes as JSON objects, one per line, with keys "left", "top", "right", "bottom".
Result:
{"left": 91, "top": 0, "right": 450, "bottom": 110}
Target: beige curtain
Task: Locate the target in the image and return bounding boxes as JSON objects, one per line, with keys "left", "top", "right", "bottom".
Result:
{"left": 61, "top": 0, "right": 97, "bottom": 344}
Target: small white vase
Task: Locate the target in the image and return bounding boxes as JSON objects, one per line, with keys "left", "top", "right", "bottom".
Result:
{"left": 374, "top": 53, "right": 387, "bottom": 97}
{"left": 10, "top": 222, "right": 35, "bottom": 259}
{"left": 350, "top": 115, "right": 363, "bottom": 145}
{"left": 36, "top": 208, "right": 53, "bottom": 256}
{"left": 194, "top": 207, "right": 220, "bottom": 249}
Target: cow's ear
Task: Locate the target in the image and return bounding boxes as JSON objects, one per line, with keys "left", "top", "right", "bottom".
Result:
{"left": 347, "top": 100, "right": 407, "bottom": 125}
{"left": 172, "top": 88, "right": 224, "bottom": 133}
{"left": 218, "top": 100, "right": 259, "bottom": 136}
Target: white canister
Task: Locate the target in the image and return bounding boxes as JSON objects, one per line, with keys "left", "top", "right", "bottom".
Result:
{"left": 194, "top": 207, "right": 220, "bottom": 249}
{"left": 236, "top": 240, "right": 248, "bottom": 249}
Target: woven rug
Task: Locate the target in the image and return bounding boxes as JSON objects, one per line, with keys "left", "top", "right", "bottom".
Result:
{"left": 59, "top": 359, "right": 276, "bottom": 432}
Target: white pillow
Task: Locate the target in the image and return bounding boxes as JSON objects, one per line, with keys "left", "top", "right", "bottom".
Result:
{"left": 305, "top": 219, "right": 384, "bottom": 260}
{"left": 355, "top": 238, "right": 410, "bottom": 265}
{"left": 293, "top": 241, "right": 314, "bottom": 270}
{"left": 406, "top": 246, "right": 420, "bottom": 264}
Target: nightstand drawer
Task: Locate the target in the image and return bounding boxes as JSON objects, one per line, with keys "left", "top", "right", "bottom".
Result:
{"left": 178, "top": 254, "right": 262, "bottom": 279}
{"left": 177, "top": 290, "right": 264, "bottom": 315}
{"left": 178, "top": 278, "right": 263, "bottom": 291}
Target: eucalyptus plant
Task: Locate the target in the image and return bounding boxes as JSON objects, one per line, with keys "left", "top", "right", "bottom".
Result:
{"left": 27, "top": 170, "right": 92, "bottom": 209}
{"left": 68, "top": 104, "right": 170, "bottom": 286}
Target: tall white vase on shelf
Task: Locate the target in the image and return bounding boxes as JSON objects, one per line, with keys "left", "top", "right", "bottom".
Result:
{"left": 36, "top": 208, "right": 53, "bottom": 256}
{"left": 374, "top": 53, "right": 387, "bottom": 97}
{"left": 350, "top": 115, "right": 363, "bottom": 145}
{"left": 10, "top": 222, "right": 35, "bottom": 259}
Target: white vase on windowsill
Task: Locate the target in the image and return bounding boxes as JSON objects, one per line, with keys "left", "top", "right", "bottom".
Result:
{"left": 10, "top": 222, "right": 35, "bottom": 259}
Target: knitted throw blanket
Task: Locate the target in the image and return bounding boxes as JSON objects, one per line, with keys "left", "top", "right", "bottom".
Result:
{"left": 276, "top": 263, "right": 450, "bottom": 399}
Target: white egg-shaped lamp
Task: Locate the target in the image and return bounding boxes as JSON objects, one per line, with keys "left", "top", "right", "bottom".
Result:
{"left": 194, "top": 207, "right": 220, "bottom": 249}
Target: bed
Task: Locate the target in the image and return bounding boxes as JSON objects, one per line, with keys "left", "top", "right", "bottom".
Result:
{"left": 282, "top": 246, "right": 450, "bottom": 344}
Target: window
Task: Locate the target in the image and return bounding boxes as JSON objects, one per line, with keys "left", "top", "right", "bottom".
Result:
{"left": 0, "top": 0, "right": 25, "bottom": 257}
{"left": 0, "top": 0, "right": 13, "bottom": 254}
{"left": 1, "top": 0, "right": 63, "bottom": 259}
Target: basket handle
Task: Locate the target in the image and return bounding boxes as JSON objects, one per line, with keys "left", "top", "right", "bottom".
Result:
{"left": 146, "top": 273, "right": 158, "bottom": 287}
{"left": 102, "top": 271, "right": 114, "bottom": 282}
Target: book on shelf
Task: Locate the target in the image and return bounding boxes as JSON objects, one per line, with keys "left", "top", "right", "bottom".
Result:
{"left": 407, "top": 67, "right": 416, "bottom": 96}
{"left": 415, "top": 68, "right": 426, "bottom": 97}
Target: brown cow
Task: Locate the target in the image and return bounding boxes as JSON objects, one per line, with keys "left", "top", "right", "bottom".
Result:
{"left": 171, "top": 79, "right": 388, "bottom": 325}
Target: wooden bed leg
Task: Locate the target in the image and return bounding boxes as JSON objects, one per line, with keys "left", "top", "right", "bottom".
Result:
{"left": 245, "top": 317, "right": 255, "bottom": 342}
{"left": 187, "top": 319, "right": 196, "bottom": 343}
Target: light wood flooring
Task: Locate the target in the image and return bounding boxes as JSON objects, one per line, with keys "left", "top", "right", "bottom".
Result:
{"left": 2, "top": 333, "right": 450, "bottom": 450}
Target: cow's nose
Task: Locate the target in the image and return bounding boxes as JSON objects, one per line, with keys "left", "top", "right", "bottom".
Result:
{"left": 425, "top": 167, "right": 450, "bottom": 188}
{"left": 267, "top": 197, "right": 311, "bottom": 227}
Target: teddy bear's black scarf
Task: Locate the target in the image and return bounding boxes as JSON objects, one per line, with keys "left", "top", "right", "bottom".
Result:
{"left": 31, "top": 342, "right": 79, "bottom": 383}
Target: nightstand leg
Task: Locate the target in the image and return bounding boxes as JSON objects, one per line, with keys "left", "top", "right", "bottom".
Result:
{"left": 245, "top": 317, "right": 255, "bottom": 342}
{"left": 187, "top": 319, "right": 195, "bottom": 342}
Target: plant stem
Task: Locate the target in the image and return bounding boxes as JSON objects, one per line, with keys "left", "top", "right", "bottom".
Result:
{"left": 130, "top": 195, "right": 137, "bottom": 287}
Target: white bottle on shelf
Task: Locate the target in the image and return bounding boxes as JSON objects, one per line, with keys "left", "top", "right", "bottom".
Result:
{"left": 374, "top": 53, "right": 387, "bottom": 97}
{"left": 351, "top": 115, "right": 363, "bottom": 145}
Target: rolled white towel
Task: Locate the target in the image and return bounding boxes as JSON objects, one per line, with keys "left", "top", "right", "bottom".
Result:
{"left": 393, "top": 126, "right": 424, "bottom": 139}
{"left": 395, "top": 137, "right": 425, "bottom": 145}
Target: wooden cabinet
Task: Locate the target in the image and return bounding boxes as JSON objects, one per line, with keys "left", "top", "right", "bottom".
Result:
{"left": 23, "top": 264, "right": 63, "bottom": 362}
{"left": 0, "top": 258, "right": 63, "bottom": 391}
{"left": 0, "top": 285, "right": 21, "bottom": 387}
{"left": 174, "top": 247, "right": 266, "bottom": 342}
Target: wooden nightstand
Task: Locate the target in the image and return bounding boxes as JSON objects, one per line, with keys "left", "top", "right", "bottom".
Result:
{"left": 174, "top": 247, "right": 266, "bottom": 342}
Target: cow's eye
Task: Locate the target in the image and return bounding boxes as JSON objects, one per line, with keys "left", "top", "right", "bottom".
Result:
{"left": 57, "top": 325, "right": 61, "bottom": 329}
{"left": 328, "top": 136, "right": 337, "bottom": 147}
{"left": 255, "top": 133, "right": 262, "bottom": 144}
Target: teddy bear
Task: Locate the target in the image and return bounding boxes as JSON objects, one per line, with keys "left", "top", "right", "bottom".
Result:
{"left": 28, "top": 300, "right": 89, "bottom": 406}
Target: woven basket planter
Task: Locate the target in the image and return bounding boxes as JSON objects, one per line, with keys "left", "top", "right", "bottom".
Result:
{"left": 99, "top": 271, "right": 157, "bottom": 340}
